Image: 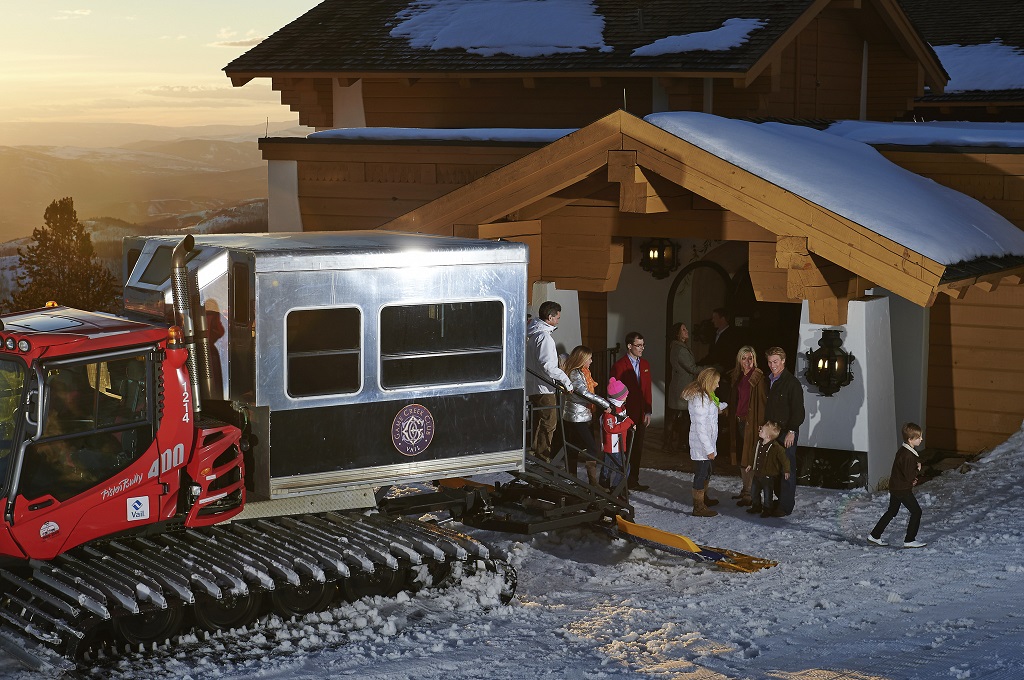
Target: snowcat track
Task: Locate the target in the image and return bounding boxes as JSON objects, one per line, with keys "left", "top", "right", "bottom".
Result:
{"left": 0, "top": 512, "right": 512, "bottom": 671}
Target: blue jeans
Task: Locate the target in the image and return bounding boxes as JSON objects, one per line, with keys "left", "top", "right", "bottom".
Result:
{"left": 692, "top": 459, "right": 713, "bottom": 490}
{"left": 776, "top": 432, "right": 798, "bottom": 514}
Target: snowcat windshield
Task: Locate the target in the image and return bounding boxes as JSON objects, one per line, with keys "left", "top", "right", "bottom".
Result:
{"left": 0, "top": 358, "right": 27, "bottom": 489}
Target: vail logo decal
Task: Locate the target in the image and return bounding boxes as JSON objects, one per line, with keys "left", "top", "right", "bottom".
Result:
{"left": 391, "top": 404, "right": 435, "bottom": 457}
{"left": 127, "top": 496, "right": 150, "bottom": 522}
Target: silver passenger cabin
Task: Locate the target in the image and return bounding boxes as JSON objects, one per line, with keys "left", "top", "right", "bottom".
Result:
{"left": 123, "top": 231, "right": 527, "bottom": 501}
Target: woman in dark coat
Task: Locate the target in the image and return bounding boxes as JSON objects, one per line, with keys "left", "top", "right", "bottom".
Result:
{"left": 728, "top": 345, "right": 766, "bottom": 506}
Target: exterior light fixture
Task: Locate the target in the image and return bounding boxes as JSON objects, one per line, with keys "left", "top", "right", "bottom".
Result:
{"left": 638, "top": 238, "right": 679, "bottom": 280}
{"left": 805, "top": 329, "right": 855, "bottom": 397}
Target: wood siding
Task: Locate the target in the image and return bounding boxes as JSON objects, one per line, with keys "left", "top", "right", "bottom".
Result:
{"left": 882, "top": 150, "right": 1024, "bottom": 230}
{"left": 928, "top": 285, "right": 1024, "bottom": 454}
{"left": 260, "top": 141, "right": 537, "bottom": 230}
{"left": 363, "top": 77, "right": 653, "bottom": 129}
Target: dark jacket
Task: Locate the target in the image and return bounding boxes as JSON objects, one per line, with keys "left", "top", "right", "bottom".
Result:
{"left": 752, "top": 439, "right": 790, "bottom": 477}
{"left": 888, "top": 444, "right": 920, "bottom": 492}
{"left": 764, "top": 369, "right": 805, "bottom": 436}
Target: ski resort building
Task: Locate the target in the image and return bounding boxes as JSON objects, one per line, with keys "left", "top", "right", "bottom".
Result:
{"left": 224, "top": 0, "right": 1024, "bottom": 489}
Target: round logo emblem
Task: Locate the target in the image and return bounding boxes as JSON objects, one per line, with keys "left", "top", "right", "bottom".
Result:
{"left": 40, "top": 521, "right": 60, "bottom": 539}
{"left": 391, "top": 403, "right": 435, "bottom": 456}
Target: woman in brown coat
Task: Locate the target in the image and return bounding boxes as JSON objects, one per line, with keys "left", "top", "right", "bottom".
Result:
{"left": 728, "top": 346, "right": 766, "bottom": 506}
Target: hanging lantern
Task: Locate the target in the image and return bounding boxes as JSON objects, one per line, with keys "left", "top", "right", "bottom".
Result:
{"left": 638, "top": 238, "right": 679, "bottom": 279}
{"left": 804, "top": 329, "right": 855, "bottom": 397}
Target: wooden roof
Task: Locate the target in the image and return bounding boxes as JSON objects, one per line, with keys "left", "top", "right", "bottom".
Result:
{"left": 900, "top": 0, "right": 1024, "bottom": 49}
{"left": 380, "top": 110, "right": 1022, "bottom": 313}
{"left": 224, "top": 0, "right": 944, "bottom": 89}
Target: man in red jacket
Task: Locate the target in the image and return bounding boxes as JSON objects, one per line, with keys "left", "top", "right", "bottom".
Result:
{"left": 611, "top": 331, "right": 653, "bottom": 491}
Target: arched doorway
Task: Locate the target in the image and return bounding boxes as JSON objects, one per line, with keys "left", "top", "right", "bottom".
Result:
{"left": 663, "top": 247, "right": 802, "bottom": 421}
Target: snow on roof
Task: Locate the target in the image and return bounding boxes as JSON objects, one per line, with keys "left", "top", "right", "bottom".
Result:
{"left": 631, "top": 18, "right": 767, "bottom": 57}
{"left": 645, "top": 112, "right": 1024, "bottom": 265}
{"left": 934, "top": 41, "right": 1024, "bottom": 92}
{"left": 390, "top": 0, "right": 611, "bottom": 57}
{"left": 307, "top": 127, "right": 575, "bottom": 143}
{"left": 825, "top": 120, "right": 1024, "bottom": 148}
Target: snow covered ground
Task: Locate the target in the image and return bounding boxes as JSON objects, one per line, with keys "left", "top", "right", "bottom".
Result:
{"left": 4, "top": 428, "right": 1024, "bottom": 679}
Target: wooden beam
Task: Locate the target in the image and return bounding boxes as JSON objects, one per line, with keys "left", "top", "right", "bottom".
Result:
{"left": 399, "top": 78, "right": 419, "bottom": 87}
{"left": 523, "top": 78, "right": 536, "bottom": 89}
{"left": 230, "top": 75, "right": 254, "bottom": 87}
{"left": 336, "top": 78, "right": 359, "bottom": 87}
{"left": 607, "top": 150, "right": 669, "bottom": 214}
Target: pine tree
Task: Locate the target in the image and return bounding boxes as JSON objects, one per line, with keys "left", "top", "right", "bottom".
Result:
{"left": 7, "top": 197, "right": 120, "bottom": 313}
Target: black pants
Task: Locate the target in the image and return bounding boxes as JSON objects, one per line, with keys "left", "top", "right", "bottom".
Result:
{"left": 564, "top": 420, "right": 600, "bottom": 474}
{"left": 627, "top": 419, "right": 646, "bottom": 484}
{"left": 871, "top": 490, "right": 922, "bottom": 542}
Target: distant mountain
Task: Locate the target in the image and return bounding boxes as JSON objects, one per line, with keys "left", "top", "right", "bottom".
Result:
{"left": 0, "top": 120, "right": 309, "bottom": 148}
{"left": 0, "top": 140, "right": 270, "bottom": 242}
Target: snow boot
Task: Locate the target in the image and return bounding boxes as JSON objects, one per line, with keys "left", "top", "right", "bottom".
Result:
{"left": 703, "top": 481, "right": 719, "bottom": 506}
{"left": 691, "top": 489, "right": 718, "bottom": 517}
{"left": 585, "top": 461, "right": 600, "bottom": 487}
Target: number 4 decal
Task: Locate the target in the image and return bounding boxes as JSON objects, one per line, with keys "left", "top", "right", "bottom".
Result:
{"left": 147, "top": 443, "right": 186, "bottom": 478}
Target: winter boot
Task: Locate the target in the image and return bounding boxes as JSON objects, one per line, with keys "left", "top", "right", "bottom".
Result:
{"left": 585, "top": 461, "right": 600, "bottom": 487}
{"left": 736, "top": 468, "right": 753, "bottom": 505}
{"left": 703, "top": 480, "right": 719, "bottom": 506}
{"left": 691, "top": 489, "right": 719, "bottom": 517}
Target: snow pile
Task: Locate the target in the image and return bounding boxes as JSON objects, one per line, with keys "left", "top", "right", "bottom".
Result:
{"left": 390, "top": 0, "right": 611, "bottom": 57}
{"left": 934, "top": 41, "right": 1024, "bottom": 92}
{"left": 632, "top": 18, "right": 767, "bottom": 56}
{"left": 645, "top": 111, "right": 1024, "bottom": 264}
{"left": 8, "top": 424, "right": 1024, "bottom": 678}
{"left": 826, "top": 120, "right": 1024, "bottom": 148}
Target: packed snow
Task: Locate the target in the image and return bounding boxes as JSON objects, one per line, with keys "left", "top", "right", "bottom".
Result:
{"left": 632, "top": 19, "right": 767, "bottom": 57}
{"left": 390, "top": 0, "right": 611, "bottom": 57}
{"left": 645, "top": 111, "right": 1024, "bottom": 264}
{"left": 826, "top": 120, "right": 1024, "bottom": 148}
{"left": 933, "top": 41, "right": 1024, "bottom": 93}
{"left": 5, "top": 424, "right": 1024, "bottom": 679}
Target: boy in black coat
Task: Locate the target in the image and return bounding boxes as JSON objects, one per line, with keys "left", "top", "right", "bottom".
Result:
{"left": 869, "top": 422, "right": 927, "bottom": 548}
{"left": 746, "top": 420, "right": 791, "bottom": 517}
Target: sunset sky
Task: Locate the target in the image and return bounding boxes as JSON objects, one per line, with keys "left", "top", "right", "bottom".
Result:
{"left": 0, "top": 1, "right": 322, "bottom": 127}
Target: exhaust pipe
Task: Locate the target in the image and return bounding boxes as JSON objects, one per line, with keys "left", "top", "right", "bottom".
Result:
{"left": 171, "top": 235, "right": 202, "bottom": 415}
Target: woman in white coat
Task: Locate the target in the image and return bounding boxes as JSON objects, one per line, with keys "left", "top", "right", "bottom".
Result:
{"left": 682, "top": 367, "right": 727, "bottom": 517}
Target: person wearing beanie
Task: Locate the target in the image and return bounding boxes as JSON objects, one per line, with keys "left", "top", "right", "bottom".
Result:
{"left": 600, "top": 376, "right": 634, "bottom": 495}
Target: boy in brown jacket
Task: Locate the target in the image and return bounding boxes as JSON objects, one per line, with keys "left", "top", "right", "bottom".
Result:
{"left": 745, "top": 420, "right": 790, "bottom": 518}
{"left": 869, "top": 423, "right": 927, "bottom": 548}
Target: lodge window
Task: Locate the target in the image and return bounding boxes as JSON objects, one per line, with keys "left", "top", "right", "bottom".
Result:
{"left": 286, "top": 307, "right": 361, "bottom": 397}
{"left": 380, "top": 301, "right": 504, "bottom": 389}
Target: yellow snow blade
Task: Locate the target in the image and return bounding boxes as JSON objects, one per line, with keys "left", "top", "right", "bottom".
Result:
{"left": 615, "top": 515, "right": 701, "bottom": 552}
{"left": 614, "top": 516, "right": 777, "bottom": 573}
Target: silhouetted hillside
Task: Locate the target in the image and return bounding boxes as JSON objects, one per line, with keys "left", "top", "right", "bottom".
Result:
{"left": 0, "top": 143, "right": 268, "bottom": 241}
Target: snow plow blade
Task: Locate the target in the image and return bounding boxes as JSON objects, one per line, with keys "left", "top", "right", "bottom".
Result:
{"left": 613, "top": 516, "right": 777, "bottom": 573}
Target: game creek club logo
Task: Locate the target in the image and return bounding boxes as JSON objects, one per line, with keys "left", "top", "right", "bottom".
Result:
{"left": 391, "top": 403, "right": 435, "bottom": 456}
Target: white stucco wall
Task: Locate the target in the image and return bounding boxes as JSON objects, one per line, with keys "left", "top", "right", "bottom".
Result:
{"left": 872, "top": 287, "right": 929, "bottom": 432}
{"left": 267, "top": 160, "right": 302, "bottom": 233}
{"left": 798, "top": 296, "right": 898, "bottom": 491}
{"left": 332, "top": 79, "right": 367, "bottom": 128}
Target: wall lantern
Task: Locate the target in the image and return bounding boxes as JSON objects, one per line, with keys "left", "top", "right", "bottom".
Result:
{"left": 805, "top": 329, "right": 855, "bottom": 396}
{"left": 639, "top": 238, "right": 679, "bottom": 279}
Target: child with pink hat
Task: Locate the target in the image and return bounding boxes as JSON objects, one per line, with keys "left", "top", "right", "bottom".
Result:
{"left": 600, "top": 377, "right": 635, "bottom": 494}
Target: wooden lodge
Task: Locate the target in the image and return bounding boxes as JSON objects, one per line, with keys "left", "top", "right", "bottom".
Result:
{"left": 225, "top": 0, "right": 1024, "bottom": 474}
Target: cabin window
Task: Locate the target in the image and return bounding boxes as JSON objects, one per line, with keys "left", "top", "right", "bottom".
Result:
{"left": 20, "top": 355, "right": 154, "bottom": 503}
{"left": 286, "top": 307, "right": 361, "bottom": 397}
{"left": 380, "top": 301, "right": 504, "bottom": 388}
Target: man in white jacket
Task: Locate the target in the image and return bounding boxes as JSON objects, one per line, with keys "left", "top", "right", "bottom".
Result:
{"left": 527, "top": 301, "right": 573, "bottom": 461}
